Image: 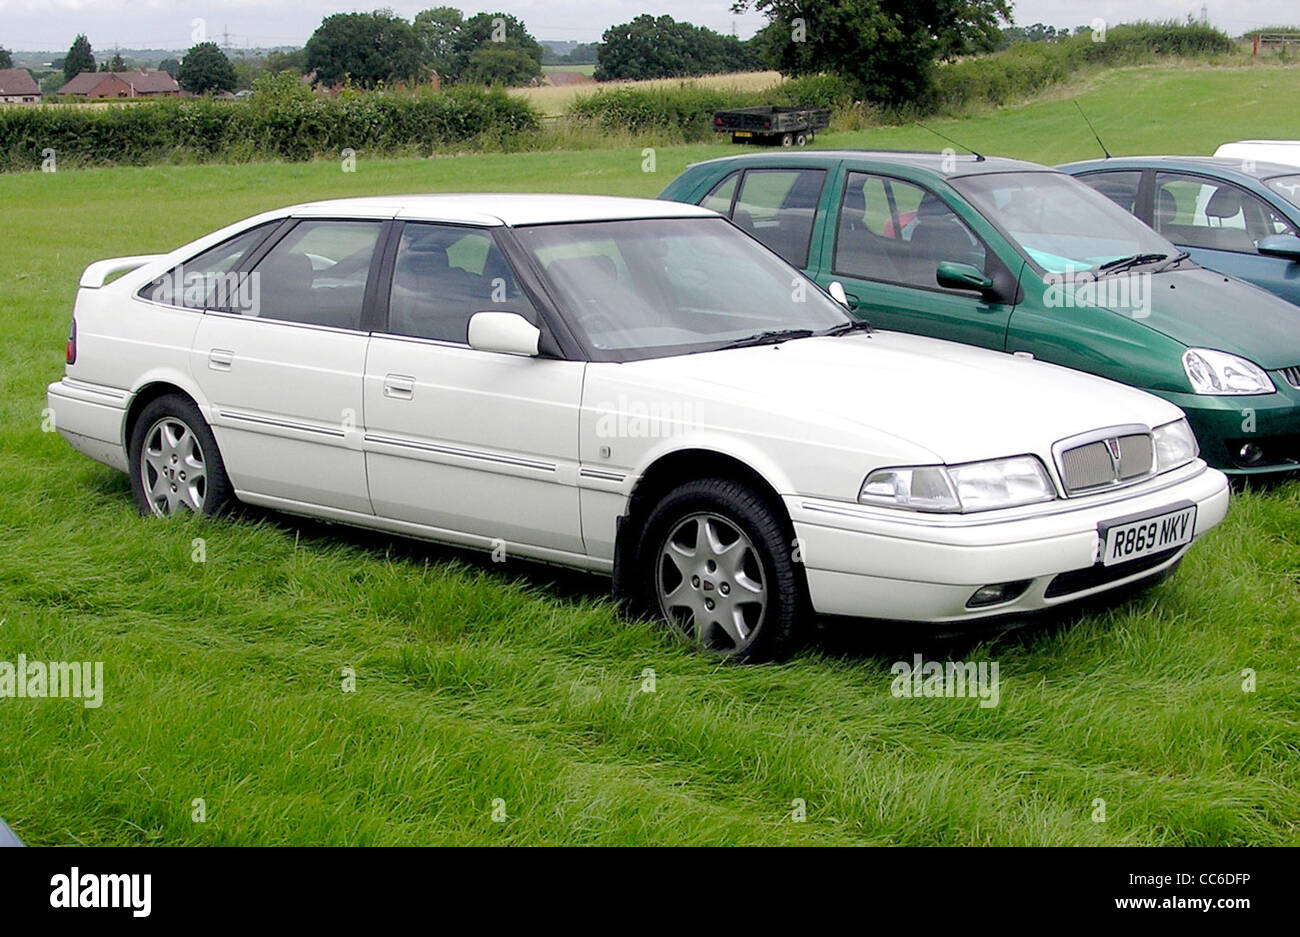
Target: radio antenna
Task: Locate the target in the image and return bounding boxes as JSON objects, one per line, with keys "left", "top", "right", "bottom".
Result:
{"left": 915, "top": 122, "right": 984, "bottom": 161}
{"left": 1074, "top": 101, "right": 1112, "bottom": 159}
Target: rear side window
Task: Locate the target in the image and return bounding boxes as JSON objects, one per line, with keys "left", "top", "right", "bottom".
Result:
{"left": 700, "top": 172, "right": 739, "bottom": 215}
{"left": 139, "top": 222, "right": 277, "bottom": 310}
{"left": 386, "top": 223, "right": 535, "bottom": 344}
{"left": 728, "top": 168, "right": 826, "bottom": 268}
{"left": 1154, "top": 172, "right": 1296, "bottom": 253}
{"left": 246, "top": 220, "right": 383, "bottom": 330}
{"left": 1077, "top": 171, "right": 1142, "bottom": 214}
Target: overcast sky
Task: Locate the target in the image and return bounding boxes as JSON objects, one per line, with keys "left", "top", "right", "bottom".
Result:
{"left": 0, "top": 0, "right": 1295, "bottom": 52}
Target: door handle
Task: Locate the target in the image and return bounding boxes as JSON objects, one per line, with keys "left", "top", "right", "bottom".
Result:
{"left": 208, "top": 348, "right": 234, "bottom": 371}
{"left": 383, "top": 374, "right": 415, "bottom": 400}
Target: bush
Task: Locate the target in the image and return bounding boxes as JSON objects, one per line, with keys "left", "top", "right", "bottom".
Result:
{"left": 0, "top": 87, "right": 541, "bottom": 171}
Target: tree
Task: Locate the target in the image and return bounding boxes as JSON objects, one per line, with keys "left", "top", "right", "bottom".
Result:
{"left": 463, "top": 44, "right": 539, "bottom": 86}
{"left": 0, "top": 47, "right": 12, "bottom": 70}
{"left": 448, "top": 12, "right": 542, "bottom": 84}
{"left": 158, "top": 58, "right": 180, "bottom": 78}
{"left": 63, "top": 34, "right": 95, "bottom": 83}
{"left": 106, "top": 52, "right": 126, "bottom": 72}
{"left": 414, "top": 6, "right": 463, "bottom": 78}
{"left": 178, "top": 42, "right": 237, "bottom": 94}
{"left": 304, "top": 11, "right": 425, "bottom": 88}
{"left": 264, "top": 49, "right": 306, "bottom": 75}
{"left": 597, "top": 14, "right": 760, "bottom": 81}
{"left": 734, "top": 0, "right": 1012, "bottom": 107}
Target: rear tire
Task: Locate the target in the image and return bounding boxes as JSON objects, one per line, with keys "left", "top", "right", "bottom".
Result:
{"left": 781, "top": 132, "right": 794, "bottom": 147}
{"left": 128, "top": 395, "right": 233, "bottom": 518}
{"left": 636, "top": 478, "right": 805, "bottom": 661}
{"left": 795, "top": 132, "right": 808, "bottom": 146}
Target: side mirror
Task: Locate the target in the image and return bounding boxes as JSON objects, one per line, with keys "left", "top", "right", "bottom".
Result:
{"left": 936, "top": 261, "right": 994, "bottom": 292}
{"left": 467, "top": 311, "right": 540, "bottom": 357}
{"left": 1257, "top": 234, "right": 1300, "bottom": 261}
{"left": 827, "top": 281, "right": 850, "bottom": 308}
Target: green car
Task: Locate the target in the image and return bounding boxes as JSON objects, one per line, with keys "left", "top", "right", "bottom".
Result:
{"left": 660, "top": 150, "right": 1300, "bottom": 475}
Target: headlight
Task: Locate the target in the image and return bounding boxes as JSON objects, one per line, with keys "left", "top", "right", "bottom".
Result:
{"left": 859, "top": 456, "right": 1055, "bottom": 513}
{"left": 1182, "top": 348, "right": 1274, "bottom": 395}
{"left": 1152, "top": 418, "right": 1198, "bottom": 472}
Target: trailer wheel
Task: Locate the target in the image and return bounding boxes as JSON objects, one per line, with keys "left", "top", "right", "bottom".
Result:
{"left": 780, "top": 133, "right": 794, "bottom": 147}
{"left": 795, "top": 132, "right": 808, "bottom": 146}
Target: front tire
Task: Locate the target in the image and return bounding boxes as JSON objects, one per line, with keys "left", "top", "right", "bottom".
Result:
{"left": 637, "top": 478, "right": 805, "bottom": 661}
{"left": 128, "top": 395, "right": 233, "bottom": 517}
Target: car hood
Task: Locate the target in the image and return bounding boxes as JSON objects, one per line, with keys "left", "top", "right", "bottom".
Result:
{"left": 605, "top": 331, "right": 1182, "bottom": 465}
{"left": 1106, "top": 267, "right": 1300, "bottom": 370}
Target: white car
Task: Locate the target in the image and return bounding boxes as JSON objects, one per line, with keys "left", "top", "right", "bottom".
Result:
{"left": 47, "top": 194, "right": 1230, "bottom": 659}
{"left": 1213, "top": 140, "right": 1300, "bottom": 169}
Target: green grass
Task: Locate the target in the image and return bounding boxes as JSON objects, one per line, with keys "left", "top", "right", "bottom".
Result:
{"left": 1, "top": 62, "right": 1299, "bottom": 845}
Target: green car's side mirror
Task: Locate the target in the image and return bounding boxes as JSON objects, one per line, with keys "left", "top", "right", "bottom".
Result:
{"left": 936, "top": 260, "right": 995, "bottom": 292}
{"left": 1257, "top": 234, "right": 1300, "bottom": 261}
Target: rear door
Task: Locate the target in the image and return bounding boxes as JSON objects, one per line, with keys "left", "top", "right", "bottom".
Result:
{"left": 189, "top": 217, "right": 386, "bottom": 514}
{"left": 812, "top": 170, "right": 1016, "bottom": 350}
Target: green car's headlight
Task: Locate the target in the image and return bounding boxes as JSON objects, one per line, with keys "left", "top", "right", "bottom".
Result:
{"left": 859, "top": 456, "right": 1056, "bottom": 513}
{"left": 1152, "top": 418, "right": 1199, "bottom": 472}
{"left": 1182, "top": 348, "right": 1274, "bottom": 396}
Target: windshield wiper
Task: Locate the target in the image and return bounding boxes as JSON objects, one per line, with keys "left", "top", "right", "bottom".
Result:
{"left": 1096, "top": 252, "right": 1169, "bottom": 275}
{"left": 825, "top": 318, "right": 872, "bottom": 336}
{"left": 1156, "top": 250, "right": 1191, "bottom": 272}
{"left": 717, "top": 328, "right": 815, "bottom": 349}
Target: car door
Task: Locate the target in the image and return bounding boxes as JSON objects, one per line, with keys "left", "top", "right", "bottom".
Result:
{"left": 362, "top": 220, "right": 585, "bottom": 554}
{"left": 1149, "top": 171, "right": 1300, "bottom": 306}
{"left": 812, "top": 170, "right": 1017, "bottom": 350}
{"left": 189, "top": 217, "right": 386, "bottom": 515}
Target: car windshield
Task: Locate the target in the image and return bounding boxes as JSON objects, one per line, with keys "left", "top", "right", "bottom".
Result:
{"left": 514, "top": 216, "right": 849, "bottom": 356}
{"left": 951, "top": 171, "right": 1178, "bottom": 274}
{"left": 1265, "top": 174, "right": 1300, "bottom": 211}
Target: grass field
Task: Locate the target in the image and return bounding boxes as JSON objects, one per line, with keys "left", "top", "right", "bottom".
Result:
{"left": 1, "top": 62, "right": 1298, "bottom": 846}
{"left": 513, "top": 69, "right": 782, "bottom": 117}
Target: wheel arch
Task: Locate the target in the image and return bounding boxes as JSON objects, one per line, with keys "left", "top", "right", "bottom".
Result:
{"left": 122, "top": 372, "right": 212, "bottom": 450}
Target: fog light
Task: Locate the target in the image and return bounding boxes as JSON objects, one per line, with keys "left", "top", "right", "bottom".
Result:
{"left": 966, "top": 580, "right": 1032, "bottom": 609}
{"left": 1238, "top": 443, "right": 1264, "bottom": 466}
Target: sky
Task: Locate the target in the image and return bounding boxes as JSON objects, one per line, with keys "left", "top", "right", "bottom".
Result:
{"left": 0, "top": 0, "right": 1295, "bottom": 52}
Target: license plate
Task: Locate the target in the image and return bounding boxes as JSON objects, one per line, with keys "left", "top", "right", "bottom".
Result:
{"left": 733, "top": 131, "right": 752, "bottom": 138}
{"left": 1099, "top": 502, "right": 1197, "bottom": 567}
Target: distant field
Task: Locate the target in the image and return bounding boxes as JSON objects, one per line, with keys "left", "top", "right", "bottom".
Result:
{"left": 1, "top": 61, "right": 1298, "bottom": 846}
{"left": 542, "top": 64, "right": 597, "bottom": 76}
{"left": 513, "top": 69, "right": 783, "bottom": 117}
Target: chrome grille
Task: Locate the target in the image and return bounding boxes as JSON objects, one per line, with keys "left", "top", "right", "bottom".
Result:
{"left": 1056, "top": 430, "right": 1154, "bottom": 495}
{"left": 1280, "top": 366, "right": 1300, "bottom": 390}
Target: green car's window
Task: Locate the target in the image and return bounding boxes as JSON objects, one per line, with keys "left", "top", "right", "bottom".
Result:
{"left": 701, "top": 172, "right": 739, "bottom": 215}
{"left": 1154, "top": 172, "right": 1296, "bottom": 254}
{"left": 1077, "top": 171, "right": 1142, "bottom": 214}
{"left": 952, "top": 171, "right": 1174, "bottom": 274}
{"left": 729, "top": 168, "right": 826, "bottom": 268}
{"left": 834, "top": 172, "right": 986, "bottom": 289}
{"left": 1265, "top": 175, "right": 1300, "bottom": 212}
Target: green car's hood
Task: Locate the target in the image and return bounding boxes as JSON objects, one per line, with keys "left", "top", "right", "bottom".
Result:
{"left": 1116, "top": 267, "right": 1300, "bottom": 370}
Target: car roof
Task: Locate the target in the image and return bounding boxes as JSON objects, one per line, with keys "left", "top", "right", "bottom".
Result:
{"left": 1058, "top": 155, "right": 1300, "bottom": 181}
{"left": 685, "top": 149, "right": 1053, "bottom": 178}
{"left": 278, "top": 193, "right": 716, "bottom": 226}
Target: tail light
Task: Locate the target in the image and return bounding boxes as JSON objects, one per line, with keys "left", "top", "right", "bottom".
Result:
{"left": 66, "top": 318, "right": 77, "bottom": 365}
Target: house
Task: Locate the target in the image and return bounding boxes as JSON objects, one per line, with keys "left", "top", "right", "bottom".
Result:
{"left": 57, "top": 69, "right": 181, "bottom": 99}
{"left": 0, "top": 68, "right": 41, "bottom": 104}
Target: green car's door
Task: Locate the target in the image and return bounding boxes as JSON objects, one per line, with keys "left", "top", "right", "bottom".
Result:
{"left": 812, "top": 169, "right": 1019, "bottom": 351}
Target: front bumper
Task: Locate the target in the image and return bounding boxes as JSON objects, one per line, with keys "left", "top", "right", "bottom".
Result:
{"left": 788, "top": 461, "right": 1229, "bottom": 622}
{"left": 1169, "top": 382, "right": 1300, "bottom": 475}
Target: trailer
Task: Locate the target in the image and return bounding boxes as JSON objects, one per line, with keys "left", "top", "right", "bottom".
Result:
{"left": 712, "top": 106, "right": 831, "bottom": 147}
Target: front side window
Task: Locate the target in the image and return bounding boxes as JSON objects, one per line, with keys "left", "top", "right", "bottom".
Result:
{"left": 952, "top": 171, "right": 1175, "bottom": 274}
{"left": 387, "top": 223, "right": 535, "bottom": 344}
{"left": 248, "top": 220, "right": 383, "bottom": 329}
{"left": 514, "top": 216, "right": 847, "bottom": 357}
{"left": 834, "top": 172, "right": 986, "bottom": 289}
{"left": 140, "top": 222, "right": 277, "bottom": 310}
{"left": 1154, "top": 172, "right": 1296, "bottom": 253}
{"left": 728, "top": 168, "right": 826, "bottom": 267}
